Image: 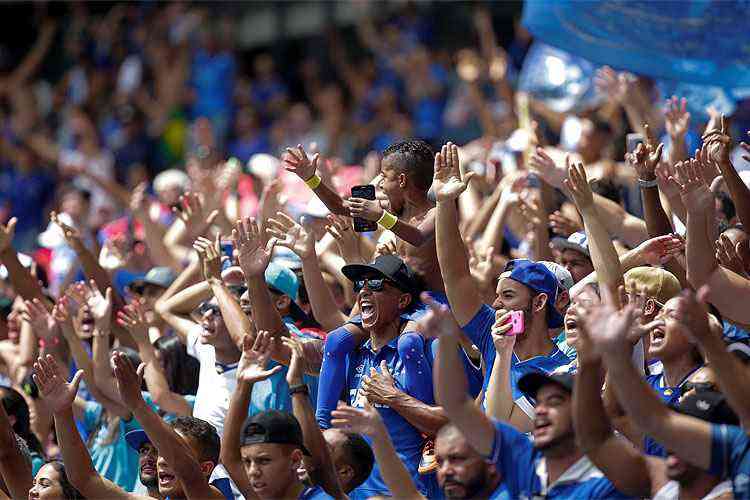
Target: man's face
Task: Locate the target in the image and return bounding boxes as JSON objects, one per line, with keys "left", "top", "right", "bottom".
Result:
{"left": 532, "top": 384, "right": 575, "bottom": 452}
{"left": 357, "top": 278, "right": 408, "bottom": 331}
{"left": 136, "top": 284, "right": 165, "bottom": 322}
{"left": 650, "top": 297, "right": 694, "bottom": 360}
{"left": 435, "top": 431, "right": 494, "bottom": 499}
{"left": 241, "top": 443, "right": 301, "bottom": 499}
{"left": 493, "top": 277, "right": 537, "bottom": 334}
{"left": 157, "top": 431, "right": 210, "bottom": 498}
{"left": 559, "top": 250, "right": 593, "bottom": 284}
{"left": 240, "top": 290, "right": 253, "bottom": 317}
{"left": 379, "top": 158, "right": 405, "bottom": 215}
{"left": 199, "top": 302, "right": 230, "bottom": 347}
{"left": 322, "top": 429, "right": 355, "bottom": 491}
{"left": 139, "top": 443, "right": 158, "bottom": 488}
{"left": 564, "top": 285, "right": 600, "bottom": 347}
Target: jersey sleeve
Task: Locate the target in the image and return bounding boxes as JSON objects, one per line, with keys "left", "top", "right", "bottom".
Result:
{"left": 488, "top": 417, "right": 535, "bottom": 496}
{"left": 461, "top": 304, "right": 496, "bottom": 364}
{"left": 710, "top": 423, "right": 749, "bottom": 478}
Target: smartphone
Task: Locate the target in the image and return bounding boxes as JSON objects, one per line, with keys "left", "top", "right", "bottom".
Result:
{"left": 626, "top": 133, "right": 644, "bottom": 154}
{"left": 506, "top": 310, "right": 525, "bottom": 336}
{"left": 351, "top": 185, "right": 378, "bottom": 233}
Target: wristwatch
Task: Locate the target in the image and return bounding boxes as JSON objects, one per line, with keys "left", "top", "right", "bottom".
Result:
{"left": 289, "top": 384, "right": 309, "bottom": 396}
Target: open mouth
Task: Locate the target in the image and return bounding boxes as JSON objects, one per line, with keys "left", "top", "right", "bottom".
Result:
{"left": 533, "top": 419, "right": 551, "bottom": 435}
{"left": 252, "top": 482, "right": 267, "bottom": 491}
{"left": 650, "top": 326, "right": 666, "bottom": 346}
{"left": 360, "top": 300, "right": 376, "bottom": 320}
{"left": 158, "top": 471, "right": 175, "bottom": 485}
{"left": 564, "top": 318, "right": 577, "bottom": 331}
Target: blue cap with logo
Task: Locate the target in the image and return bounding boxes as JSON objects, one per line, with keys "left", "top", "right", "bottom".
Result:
{"left": 508, "top": 260, "right": 565, "bottom": 328}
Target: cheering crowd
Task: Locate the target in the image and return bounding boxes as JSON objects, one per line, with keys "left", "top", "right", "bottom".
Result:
{"left": 1, "top": 2, "right": 749, "bottom": 500}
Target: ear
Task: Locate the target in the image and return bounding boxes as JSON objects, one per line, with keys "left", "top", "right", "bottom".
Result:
{"left": 398, "top": 292, "right": 412, "bottom": 311}
{"left": 533, "top": 293, "right": 548, "bottom": 314}
{"left": 199, "top": 461, "right": 215, "bottom": 479}
{"left": 644, "top": 298, "right": 657, "bottom": 316}
{"left": 557, "top": 290, "right": 570, "bottom": 310}
{"left": 290, "top": 448, "right": 303, "bottom": 469}
{"left": 398, "top": 172, "right": 407, "bottom": 189}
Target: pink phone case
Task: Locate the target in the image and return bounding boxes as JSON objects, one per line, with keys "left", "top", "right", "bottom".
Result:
{"left": 507, "top": 311, "right": 525, "bottom": 335}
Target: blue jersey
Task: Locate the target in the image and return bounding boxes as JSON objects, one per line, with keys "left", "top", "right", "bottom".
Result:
{"left": 463, "top": 305, "right": 573, "bottom": 414}
{"left": 346, "top": 336, "right": 431, "bottom": 497}
{"left": 489, "top": 419, "right": 628, "bottom": 499}
{"left": 298, "top": 485, "right": 331, "bottom": 499}
{"left": 709, "top": 424, "right": 750, "bottom": 499}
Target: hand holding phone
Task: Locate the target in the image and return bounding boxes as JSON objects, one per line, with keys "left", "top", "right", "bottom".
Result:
{"left": 350, "top": 185, "right": 378, "bottom": 233}
{"left": 505, "top": 310, "right": 525, "bottom": 336}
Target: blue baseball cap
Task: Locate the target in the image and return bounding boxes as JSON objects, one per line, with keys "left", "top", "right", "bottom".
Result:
{"left": 265, "top": 261, "right": 299, "bottom": 300}
{"left": 125, "top": 429, "right": 149, "bottom": 451}
{"left": 508, "top": 260, "right": 565, "bottom": 328}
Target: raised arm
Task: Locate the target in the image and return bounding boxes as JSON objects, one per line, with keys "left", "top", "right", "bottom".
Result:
{"left": 574, "top": 304, "right": 654, "bottom": 498}
{"left": 113, "top": 353, "right": 223, "bottom": 500}
{"left": 332, "top": 403, "right": 423, "bottom": 500}
{"left": 426, "top": 296, "right": 495, "bottom": 455}
{"left": 344, "top": 197, "right": 436, "bottom": 248}
{"left": 154, "top": 278, "right": 211, "bottom": 346}
{"left": 284, "top": 145, "right": 347, "bottom": 216}
{"left": 117, "top": 301, "right": 191, "bottom": 416}
{"left": 706, "top": 118, "right": 750, "bottom": 229}
{"left": 434, "top": 143, "right": 483, "bottom": 327}
{"left": 591, "top": 293, "right": 713, "bottom": 471}
{"left": 565, "top": 160, "right": 623, "bottom": 298}
{"left": 0, "top": 393, "right": 33, "bottom": 499}
{"left": 130, "top": 183, "right": 180, "bottom": 271}
{"left": 629, "top": 128, "right": 673, "bottom": 238}
{"left": 33, "top": 355, "right": 142, "bottom": 500}
{"left": 284, "top": 336, "right": 346, "bottom": 499}
{"left": 220, "top": 332, "right": 282, "bottom": 500}
{"left": 0, "top": 219, "right": 46, "bottom": 304}
{"left": 267, "top": 213, "right": 347, "bottom": 330}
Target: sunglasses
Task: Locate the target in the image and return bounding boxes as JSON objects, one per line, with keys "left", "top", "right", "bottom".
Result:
{"left": 682, "top": 381, "right": 717, "bottom": 394}
{"left": 354, "top": 278, "right": 395, "bottom": 293}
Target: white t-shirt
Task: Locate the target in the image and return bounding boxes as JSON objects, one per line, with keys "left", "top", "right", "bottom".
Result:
{"left": 186, "top": 329, "right": 238, "bottom": 438}
{"left": 653, "top": 479, "right": 732, "bottom": 500}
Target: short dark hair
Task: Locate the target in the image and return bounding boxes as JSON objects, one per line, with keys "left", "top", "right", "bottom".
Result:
{"left": 153, "top": 336, "right": 200, "bottom": 396}
{"left": 0, "top": 386, "right": 43, "bottom": 455}
{"left": 169, "top": 416, "right": 220, "bottom": 465}
{"left": 46, "top": 461, "right": 84, "bottom": 499}
{"left": 340, "top": 432, "right": 374, "bottom": 490}
{"left": 382, "top": 139, "right": 435, "bottom": 191}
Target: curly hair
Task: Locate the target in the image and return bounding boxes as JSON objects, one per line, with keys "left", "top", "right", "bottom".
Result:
{"left": 382, "top": 139, "right": 435, "bottom": 191}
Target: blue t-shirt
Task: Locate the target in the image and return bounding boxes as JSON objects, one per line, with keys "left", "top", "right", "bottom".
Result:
{"left": 463, "top": 304, "right": 573, "bottom": 414}
{"left": 190, "top": 50, "right": 235, "bottom": 118}
{"left": 710, "top": 424, "right": 750, "bottom": 499}
{"left": 299, "top": 485, "right": 331, "bottom": 499}
{"left": 489, "top": 419, "right": 627, "bottom": 499}
{"left": 346, "top": 336, "right": 431, "bottom": 498}
{"left": 249, "top": 319, "right": 319, "bottom": 416}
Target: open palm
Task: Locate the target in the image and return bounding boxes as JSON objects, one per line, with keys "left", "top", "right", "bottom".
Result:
{"left": 233, "top": 217, "right": 276, "bottom": 277}
{"left": 266, "top": 213, "right": 314, "bottom": 259}
{"left": 237, "top": 332, "right": 283, "bottom": 384}
{"left": 33, "top": 355, "right": 83, "bottom": 414}
{"left": 433, "top": 142, "right": 473, "bottom": 202}
{"left": 331, "top": 402, "right": 385, "bottom": 438}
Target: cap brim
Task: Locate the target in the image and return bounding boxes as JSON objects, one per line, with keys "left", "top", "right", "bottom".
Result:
{"left": 125, "top": 429, "right": 150, "bottom": 451}
{"left": 550, "top": 238, "right": 590, "bottom": 258}
{"left": 341, "top": 263, "right": 389, "bottom": 283}
{"left": 518, "top": 371, "right": 573, "bottom": 400}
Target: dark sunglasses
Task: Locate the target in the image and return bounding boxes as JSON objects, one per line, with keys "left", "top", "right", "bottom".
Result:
{"left": 354, "top": 278, "right": 394, "bottom": 293}
{"left": 682, "top": 381, "right": 717, "bottom": 394}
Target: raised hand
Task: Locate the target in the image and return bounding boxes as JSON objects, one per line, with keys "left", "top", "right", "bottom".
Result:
{"left": 415, "top": 293, "right": 460, "bottom": 339}
{"left": 669, "top": 159, "right": 712, "bottom": 211}
{"left": 433, "top": 142, "right": 474, "bottom": 202}
{"left": 702, "top": 115, "right": 731, "bottom": 167}
{"left": 654, "top": 161, "right": 681, "bottom": 200}
{"left": 83, "top": 281, "right": 113, "bottom": 333}
{"left": 695, "top": 143, "right": 721, "bottom": 186}
{"left": 21, "top": 298, "right": 57, "bottom": 340}
{"left": 343, "top": 196, "right": 384, "bottom": 222}
{"left": 282, "top": 336, "right": 304, "bottom": 386}
{"left": 581, "top": 287, "right": 640, "bottom": 354}
{"left": 52, "top": 296, "right": 75, "bottom": 338}
{"left": 130, "top": 182, "right": 150, "bottom": 216}
{"left": 326, "top": 215, "right": 362, "bottom": 262}
{"left": 233, "top": 217, "right": 277, "bottom": 278}
{"left": 266, "top": 213, "right": 314, "bottom": 259}
{"left": 490, "top": 309, "right": 516, "bottom": 353}
{"left": 237, "top": 331, "right": 283, "bottom": 384}
{"left": 174, "top": 192, "right": 219, "bottom": 239}
{"left": 33, "top": 354, "right": 83, "bottom": 414}
{"left": 0, "top": 217, "right": 17, "bottom": 253}
{"left": 528, "top": 147, "right": 566, "bottom": 189}
{"left": 549, "top": 210, "right": 582, "bottom": 237}
{"left": 594, "top": 66, "right": 636, "bottom": 105}
{"left": 50, "top": 211, "right": 84, "bottom": 250}
{"left": 563, "top": 161, "right": 595, "bottom": 213}
{"left": 193, "top": 235, "right": 222, "bottom": 281}
{"left": 284, "top": 144, "right": 319, "bottom": 182}
{"left": 715, "top": 234, "right": 749, "bottom": 278}
{"left": 626, "top": 125, "right": 663, "bottom": 181}
{"left": 374, "top": 239, "right": 398, "bottom": 259}
{"left": 216, "top": 158, "right": 241, "bottom": 192}
{"left": 112, "top": 351, "right": 146, "bottom": 409}
{"left": 331, "top": 401, "right": 386, "bottom": 438}
{"left": 664, "top": 96, "right": 690, "bottom": 141}
{"left": 633, "top": 234, "right": 685, "bottom": 266}
{"left": 116, "top": 300, "right": 150, "bottom": 344}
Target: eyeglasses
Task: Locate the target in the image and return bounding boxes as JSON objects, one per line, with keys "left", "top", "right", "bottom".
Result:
{"left": 354, "top": 278, "right": 394, "bottom": 293}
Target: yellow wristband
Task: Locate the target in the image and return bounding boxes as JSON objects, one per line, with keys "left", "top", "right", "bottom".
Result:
{"left": 377, "top": 211, "right": 398, "bottom": 230}
{"left": 305, "top": 174, "right": 322, "bottom": 190}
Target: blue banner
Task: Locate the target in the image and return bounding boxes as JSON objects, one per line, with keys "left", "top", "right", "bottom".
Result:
{"left": 521, "top": 0, "right": 750, "bottom": 88}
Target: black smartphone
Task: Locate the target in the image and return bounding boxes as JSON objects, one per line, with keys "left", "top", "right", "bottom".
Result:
{"left": 351, "top": 185, "right": 378, "bottom": 233}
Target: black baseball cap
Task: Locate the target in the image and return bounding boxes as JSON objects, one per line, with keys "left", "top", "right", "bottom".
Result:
{"left": 240, "top": 410, "right": 310, "bottom": 455}
{"left": 518, "top": 371, "right": 575, "bottom": 400}
{"left": 673, "top": 390, "right": 739, "bottom": 426}
{"left": 342, "top": 254, "right": 418, "bottom": 294}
